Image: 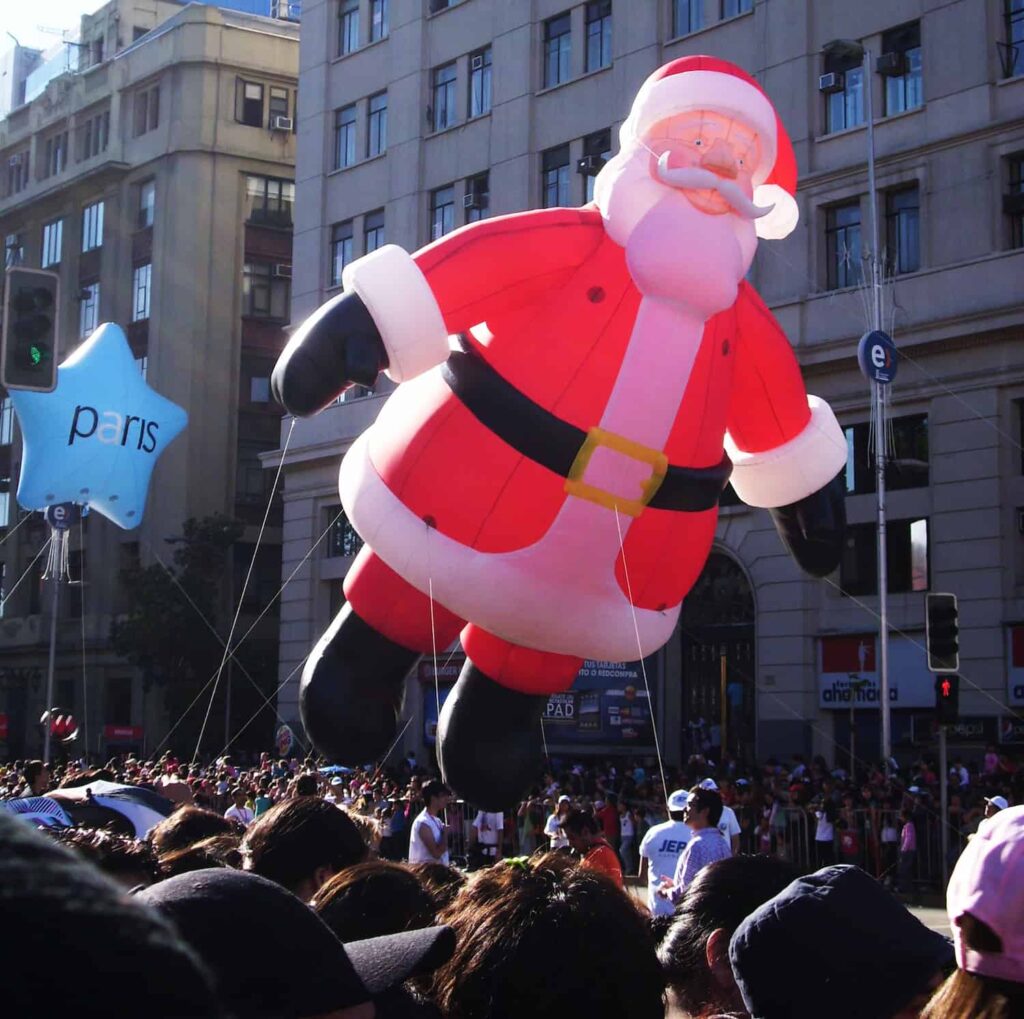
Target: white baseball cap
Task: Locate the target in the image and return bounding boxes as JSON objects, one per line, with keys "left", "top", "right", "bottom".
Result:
{"left": 699, "top": 778, "right": 719, "bottom": 791}
{"left": 667, "top": 789, "right": 689, "bottom": 811}
{"left": 557, "top": 794, "right": 571, "bottom": 804}
{"left": 985, "top": 795, "right": 1009, "bottom": 811}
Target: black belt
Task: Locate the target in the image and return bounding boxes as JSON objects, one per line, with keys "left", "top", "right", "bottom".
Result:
{"left": 441, "top": 337, "right": 732, "bottom": 515}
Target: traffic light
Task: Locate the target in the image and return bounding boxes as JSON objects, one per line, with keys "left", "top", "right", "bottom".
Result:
{"left": 934, "top": 674, "right": 959, "bottom": 725}
{"left": 925, "top": 592, "right": 959, "bottom": 673}
{"left": 1, "top": 266, "right": 59, "bottom": 392}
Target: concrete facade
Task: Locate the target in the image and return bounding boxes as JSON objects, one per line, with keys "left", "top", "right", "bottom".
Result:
{"left": 0, "top": 1, "right": 299, "bottom": 760}
{"left": 276, "top": 0, "right": 1024, "bottom": 769}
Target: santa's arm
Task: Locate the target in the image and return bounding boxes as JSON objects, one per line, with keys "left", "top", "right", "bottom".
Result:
{"left": 726, "top": 282, "right": 848, "bottom": 577}
{"left": 272, "top": 209, "right": 604, "bottom": 415}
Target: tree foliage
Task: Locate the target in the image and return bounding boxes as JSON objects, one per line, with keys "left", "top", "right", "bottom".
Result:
{"left": 111, "top": 514, "right": 243, "bottom": 752}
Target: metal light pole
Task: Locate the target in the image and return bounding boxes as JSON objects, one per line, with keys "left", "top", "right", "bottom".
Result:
{"left": 41, "top": 573, "right": 59, "bottom": 764}
{"left": 862, "top": 47, "right": 892, "bottom": 768}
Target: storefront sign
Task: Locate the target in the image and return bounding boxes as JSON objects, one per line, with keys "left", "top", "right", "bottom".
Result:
{"left": 103, "top": 724, "right": 144, "bottom": 743}
{"left": 1008, "top": 625, "right": 1024, "bottom": 708}
{"left": 1000, "top": 715, "right": 1024, "bottom": 745}
{"left": 819, "top": 633, "right": 934, "bottom": 709}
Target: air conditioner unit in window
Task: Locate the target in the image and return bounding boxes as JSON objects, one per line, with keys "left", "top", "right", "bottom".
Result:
{"left": 876, "top": 51, "right": 907, "bottom": 77}
{"left": 8, "top": 154, "right": 23, "bottom": 167}
{"left": 818, "top": 72, "right": 845, "bottom": 94}
{"left": 274, "top": 263, "right": 292, "bottom": 278}
{"left": 271, "top": 115, "right": 293, "bottom": 132}
{"left": 463, "top": 193, "right": 482, "bottom": 210}
{"left": 1003, "top": 192, "right": 1024, "bottom": 215}
{"left": 577, "top": 154, "right": 605, "bottom": 176}
{"left": 471, "top": 54, "right": 484, "bottom": 71}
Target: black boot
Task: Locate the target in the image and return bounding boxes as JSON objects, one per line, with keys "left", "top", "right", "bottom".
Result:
{"left": 437, "top": 662, "right": 547, "bottom": 810}
{"left": 272, "top": 291, "right": 388, "bottom": 416}
{"left": 299, "top": 603, "right": 421, "bottom": 764}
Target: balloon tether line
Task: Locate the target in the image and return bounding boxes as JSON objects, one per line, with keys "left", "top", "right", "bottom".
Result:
{"left": 614, "top": 505, "right": 670, "bottom": 812}
{"left": 193, "top": 417, "right": 295, "bottom": 763}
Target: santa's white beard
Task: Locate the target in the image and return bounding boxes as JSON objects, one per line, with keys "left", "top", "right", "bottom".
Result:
{"left": 594, "top": 146, "right": 757, "bottom": 317}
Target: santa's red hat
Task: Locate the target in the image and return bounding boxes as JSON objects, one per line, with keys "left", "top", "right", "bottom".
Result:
{"left": 620, "top": 56, "right": 799, "bottom": 240}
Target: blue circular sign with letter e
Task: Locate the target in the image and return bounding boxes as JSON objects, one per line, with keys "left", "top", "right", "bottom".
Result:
{"left": 858, "top": 330, "right": 898, "bottom": 385}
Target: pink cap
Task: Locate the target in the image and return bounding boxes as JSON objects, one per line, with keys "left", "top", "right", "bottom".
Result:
{"left": 947, "top": 805, "right": 1024, "bottom": 984}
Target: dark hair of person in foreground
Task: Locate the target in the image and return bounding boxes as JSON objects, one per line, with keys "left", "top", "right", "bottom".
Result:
{"left": 149, "top": 805, "right": 240, "bottom": 857}
{"left": 657, "top": 854, "right": 799, "bottom": 1018}
{"left": 314, "top": 859, "right": 438, "bottom": 942}
{"left": 430, "top": 852, "right": 664, "bottom": 1019}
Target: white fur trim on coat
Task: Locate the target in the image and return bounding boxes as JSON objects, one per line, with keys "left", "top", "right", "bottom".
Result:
{"left": 621, "top": 70, "right": 777, "bottom": 187}
{"left": 724, "top": 396, "right": 847, "bottom": 508}
{"left": 342, "top": 245, "right": 450, "bottom": 383}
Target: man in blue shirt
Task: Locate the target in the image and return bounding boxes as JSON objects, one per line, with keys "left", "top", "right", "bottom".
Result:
{"left": 638, "top": 789, "right": 691, "bottom": 916}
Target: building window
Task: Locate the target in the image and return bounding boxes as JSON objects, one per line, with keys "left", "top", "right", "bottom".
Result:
{"left": 330, "top": 221, "right": 353, "bottom": 286}
{"left": 5, "top": 151, "right": 30, "bottom": 196}
{"left": 364, "top": 209, "right": 385, "bottom": 253}
{"left": 431, "top": 185, "right": 455, "bottom": 240}
{"left": 138, "top": 179, "right": 156, "bottom": 229}
{"left": 339, "top": 0, "right": 360, "bottom": 55}
{"left": 825, "top": 200, "right": 862, "bottom": 290}
{"left": 78, "top": 109, "right": 110, "bottom": 161}
{"left": 544, "top": 13, "right": 571, "bottom": 87}
{"left": 432, "top": 62, "right": 457, "bottom": 132}
{"left": 236, "top": 79, "right": 264, "bottom": 128}
{"left": 42, "top": 131, "right": 69, "bottom": 179}
{"left": 1002, "top": 0, "right": 1024, "bottom": 78}
{"left": 465, "top": 172, "right": 489, "bottom": 223}
{"left": 0, "top": 399, "right": 14, "bottom": 445}
{"left": 334, "top": 105, "right": 356, "bottom": 168}
{"left": 673, "top": 0, "right": 702, "bottom": 37}
{"left": 370, "top": 0, "right": 388, "bottom": 40}
{"left": 79, "top": 282, "right": 100, "bottom": 338}
{"left": 41, "top": 219, "right": 63, "bottom": 268}
{"left": 269, "top": 86, "right": 290, "bottom": 126}
{"left": 824, "top": 51, "right": 865, "bottom": 134}
{"left": 250, "top": 376, "right": 271, "bottom": 402}
{"left": 723, "top": 0, "right": 752, "bottom": 16}
{"left": 469, "top": 48, "right": 492, "bottom": 118}
{"left": 81, "top": 200, "right": 105, "bottom": 252}
{"left": 542, "top": 145, "right": 571, "bottom": 208}
{"left": 132, "top": 263, "right": 152, "bottom": 322}
{"left": 1008, "top": 153, "right": 1024, "bottom": 249}
{"left": 134, "top": 85, "right": 159, "bottom": 136}
{"left": 581, "top": 128, "right": 611, "bottom": 203}
{"left": 884, "top": 185, "right": 920, "bottom": 275}
{"left": 243, "top": 261, "right": 290, "bottom": 320}
{"left": 4, "top": 233, "right": 23, "bottom": 268}
{"left": 881, "top": 23, "right": 923, "bottom": 116}
{"left": 585, "top": 2, "right": 612, "bottom": 73}
{"left": 367, "top": 92, "right": 387, "bottom": 157}
{"left": 840, "top": 518, "right": 929, "bottom": 596}
{"left": 246, "top": 175, "right": 295, "bottom": 228}
{"left": 844, "top": 414, "right": 929, "bottom": 494}
{"left": 325, "top": 505, "right": 364, "bottom": 558}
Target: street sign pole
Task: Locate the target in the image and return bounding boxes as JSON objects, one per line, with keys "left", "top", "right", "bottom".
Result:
{"left": 939, "top": 723, "right": 949, "bottom": 889}
{"left": 41, "top": 574, "right": 59, "bottom": 764}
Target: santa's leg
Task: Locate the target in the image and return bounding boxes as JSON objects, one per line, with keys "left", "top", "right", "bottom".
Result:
{"left": 438, "top": 624, "right": 582, "bottom": 809}
{"left": 301, "top": 547, "right": 464, "bottom": 764}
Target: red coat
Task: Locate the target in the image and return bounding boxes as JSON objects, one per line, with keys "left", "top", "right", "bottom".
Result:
{"left": 352, "top": 206, "right": 812, "bottom": 619}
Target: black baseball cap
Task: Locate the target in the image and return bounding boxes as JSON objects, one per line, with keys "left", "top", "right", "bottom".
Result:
{"left": 138, "top": 869, "right": 455, "bottom": 1018}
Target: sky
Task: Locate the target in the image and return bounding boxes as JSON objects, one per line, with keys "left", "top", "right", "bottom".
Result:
{"left": 3, "top": 0, "right": 109, "bottom": 57}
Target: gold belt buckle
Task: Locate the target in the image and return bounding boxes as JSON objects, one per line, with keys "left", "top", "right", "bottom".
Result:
{"left": 564, "top": 426, "right": 668, "bottom": 518}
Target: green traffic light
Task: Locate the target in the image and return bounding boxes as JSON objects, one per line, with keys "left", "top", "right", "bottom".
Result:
{"left": 30, "top": 346, "right": 42, "bottom": 365}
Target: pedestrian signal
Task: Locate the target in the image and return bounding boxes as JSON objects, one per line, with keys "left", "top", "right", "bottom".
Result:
{"left": 2, "top": 267, "right": 59, "bottom": 392}
{"left": 925, "top": 592, "right": 959, "bottom": 673}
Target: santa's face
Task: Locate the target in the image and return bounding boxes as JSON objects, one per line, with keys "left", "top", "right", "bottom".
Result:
{"left": 594, "top": 109, "right": 767, "bottom": 314}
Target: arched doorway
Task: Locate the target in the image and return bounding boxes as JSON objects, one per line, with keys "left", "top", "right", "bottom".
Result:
{"left": 679, "top": 551, "right": 756, "bottom": 766}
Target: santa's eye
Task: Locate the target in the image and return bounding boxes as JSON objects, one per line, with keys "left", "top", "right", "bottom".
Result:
{"left": 738, "top": 158, "right": 745, "bottom": 166}
{"left": 693, "top": 138, "right": 703, "bottom": 146}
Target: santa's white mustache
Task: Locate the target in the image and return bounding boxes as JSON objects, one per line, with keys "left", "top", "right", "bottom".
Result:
{"left": 655, "top": 152, "right": 774, "bottom": 220}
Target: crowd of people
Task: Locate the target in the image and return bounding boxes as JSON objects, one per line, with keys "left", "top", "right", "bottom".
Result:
{"left": 1, "top": 743, "right": 1022, "bottom": 1018}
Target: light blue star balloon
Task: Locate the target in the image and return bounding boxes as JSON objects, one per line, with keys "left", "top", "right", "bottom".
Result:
{"left": 10, "top": 322, "right": 188, "bottom": 530}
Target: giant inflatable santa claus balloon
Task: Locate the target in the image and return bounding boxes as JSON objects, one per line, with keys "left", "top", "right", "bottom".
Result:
{"left": 273, "top": 57, "right": 848, "bottom": 807}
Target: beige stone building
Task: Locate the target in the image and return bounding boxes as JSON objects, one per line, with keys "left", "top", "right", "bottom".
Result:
{"left": 276, "top": 0, "right": 1024, "bottom": 769}
{"left": 0, "top": 0, "right": 300, "bottom": 759}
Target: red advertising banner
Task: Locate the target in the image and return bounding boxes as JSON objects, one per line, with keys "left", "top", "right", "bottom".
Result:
{"left": 104, "top": 724, "right": 144, "bottom": 742}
